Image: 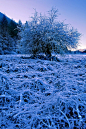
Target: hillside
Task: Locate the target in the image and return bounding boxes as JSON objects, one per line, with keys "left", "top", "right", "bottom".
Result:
{"left": 0, "top": 12, "right": 11, "bottom": 23}
{"left": 0, "top": 12, "right": 3, "bottom": 21}
{"left": 0, "top": 12, "right": 18, "bottom": 55}
{"left": 0, "top": 12, "right": 16, "bottom": 23}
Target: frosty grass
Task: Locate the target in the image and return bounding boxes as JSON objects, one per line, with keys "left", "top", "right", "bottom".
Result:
{"left": 0, "top": 54, "right": 86, "bottom": 129}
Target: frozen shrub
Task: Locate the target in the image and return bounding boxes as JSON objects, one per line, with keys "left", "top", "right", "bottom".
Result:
{"left": 17, "top": 7, "right": 81, "bottom": 57}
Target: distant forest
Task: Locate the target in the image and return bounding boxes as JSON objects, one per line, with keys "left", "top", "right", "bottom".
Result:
{"left": 0, "top": 14, "right": 18, "bottom": 54}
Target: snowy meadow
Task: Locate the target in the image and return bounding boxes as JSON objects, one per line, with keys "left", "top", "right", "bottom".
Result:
{"left": 0, "top": 54, "right": 86, "bottom": 129}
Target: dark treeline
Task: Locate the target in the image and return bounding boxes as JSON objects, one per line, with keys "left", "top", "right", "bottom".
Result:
{"left": 0, "top": 14, "right": 18, "bottom": 54}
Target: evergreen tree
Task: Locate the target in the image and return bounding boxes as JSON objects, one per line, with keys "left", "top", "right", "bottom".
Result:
{"left": 1, "top": 14, "right": 8, "bottom": 35}
{"left": 8, "top": 20, "right": 18, "bottom": 37}
{"left": 0, "top": 34, "right": 3, "bottom": 54}
{"left": 16, "top": 20, "right": 23, "bottom": 53}
{"left": 0, "top": 14, "right": 17, "bottom": 54}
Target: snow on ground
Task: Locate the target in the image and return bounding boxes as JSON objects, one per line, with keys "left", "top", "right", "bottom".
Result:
{"left": 0, "top": 54, "right": 86, "bottom": 129}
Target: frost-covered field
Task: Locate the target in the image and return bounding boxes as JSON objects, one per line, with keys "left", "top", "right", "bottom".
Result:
{"left": 0, "top": 54, "right": 86, "bottom": 129}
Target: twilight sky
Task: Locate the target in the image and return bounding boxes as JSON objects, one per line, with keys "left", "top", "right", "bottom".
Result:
{"left": 0, "top": 0, "right": 86, "bottom": 49}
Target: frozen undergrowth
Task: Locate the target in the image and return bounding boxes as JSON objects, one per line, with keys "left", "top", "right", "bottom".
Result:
{"left": 0, "top": 54, "right": 86, "bottom": 129}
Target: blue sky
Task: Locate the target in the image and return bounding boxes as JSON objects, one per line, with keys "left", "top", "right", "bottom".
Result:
{"left": 0, "top": 0, "right": 86, "bottom": 49}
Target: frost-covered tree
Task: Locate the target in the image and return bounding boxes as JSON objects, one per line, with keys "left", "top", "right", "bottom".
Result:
{"left": 17, "top": 8, "right": 81, "bottom": 56}
{"left": 16, "top": 20, "right": 24, "bottom": 53}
